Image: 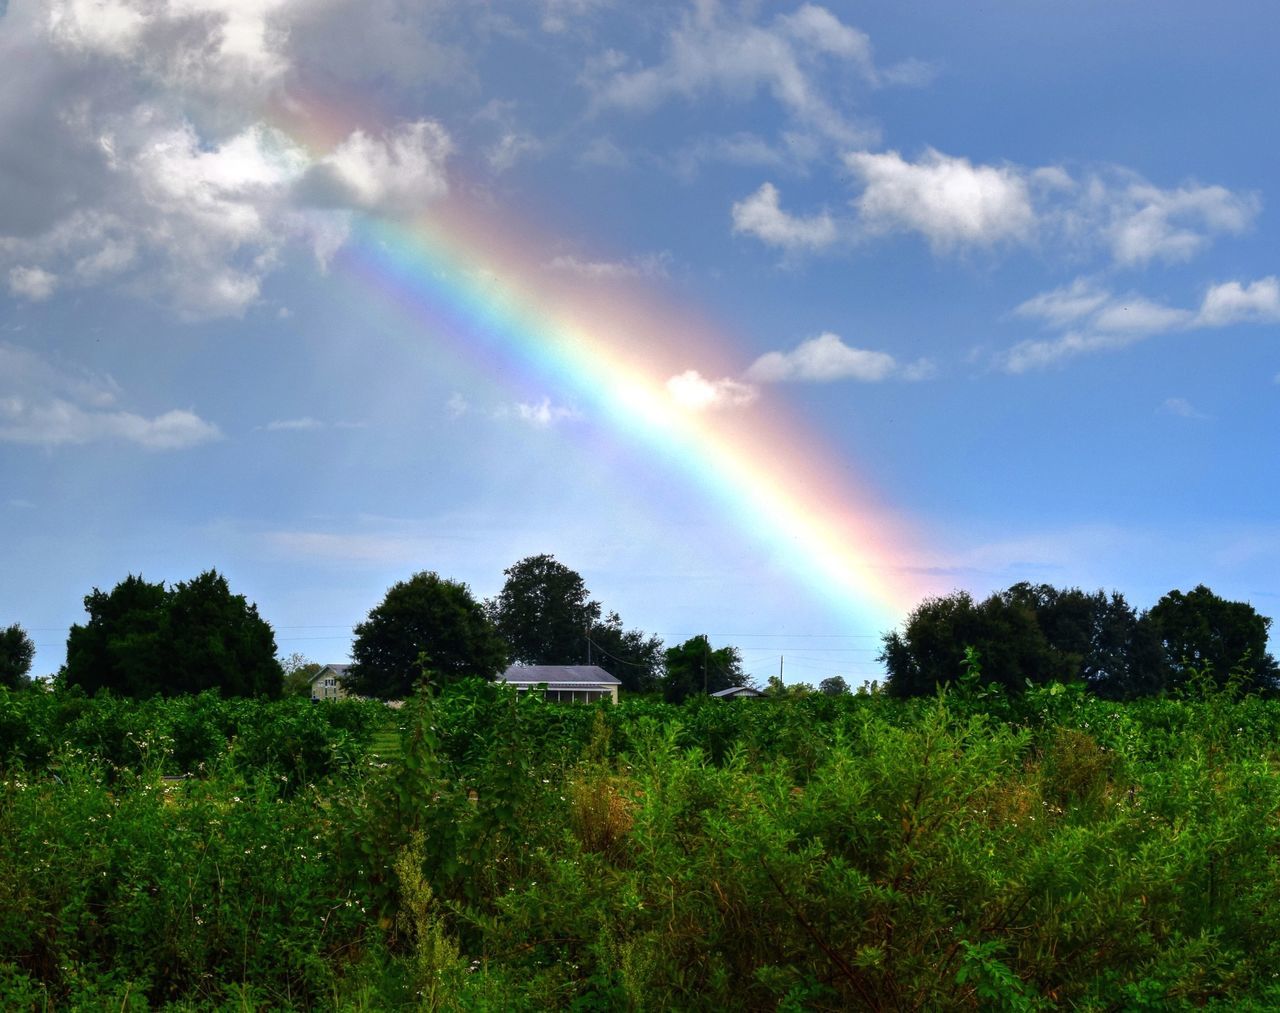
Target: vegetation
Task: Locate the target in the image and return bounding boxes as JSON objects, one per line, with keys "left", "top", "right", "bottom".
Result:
{"left": 63, "top": 572, "right": 282, "bottom": 699}
{"left": 488, "top": 553, "right": 603, "bottom": 665}
{"left": 882, "top": 581, "right": 1276, "bottom": 698}
{"left": 6, "top": 672, "right": 1280, "bottom": 1008}
{"left": 0, "top": 624, "right": 35, "bottom": 689}
{"left": 348, "top": 572, "right": 508, "bottom": 698}
{"left": 661, "top": 634, "right": 745, "bottom": 702}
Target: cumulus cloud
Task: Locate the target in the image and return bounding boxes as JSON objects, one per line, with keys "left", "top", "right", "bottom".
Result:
{"left": 301, "top": 121, "right": 452, "bottom": 215}
{"left": 586, "top": 2, "right": 882, "bottom": 147}
{"left": 0, "top": 342, "right": 220, "bottom": 449}
{"left": 747, "top": 332, "right": 897, "bottom": 383}
{"left": 666, "top": 370, "right": 758, "bottom": 411}
{"left": 1196, "top": 277, "right": 1280, "bottom": 327}
{"left": 498, "top": 397, "right": 581, "bottom": 427}
{"left": 1004, "top": 275, "right": 1280, "bottom": 372}
{"left": 0, "top": 2, "right": 461, "bottom": 319}
{"left": 844, "top": 148, "right": 1036, "bottom": 251}
{"left": 731, "top": 182, "right": 837, "bottom": 251}
{"left": 1103, "top": 182, "right": 1258, "bottom": 267}
{"left": 833, "top": 150, "right": 1258, "bottom": 267}
{"left": 8, "top": 266, "right": 58, "bottom": 301}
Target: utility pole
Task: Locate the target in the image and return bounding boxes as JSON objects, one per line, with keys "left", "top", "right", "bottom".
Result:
{"left": 779, "top": 655, "right": 784, "bottom": 683}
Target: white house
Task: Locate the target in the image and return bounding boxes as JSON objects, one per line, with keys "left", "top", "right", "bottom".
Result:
{"left": 498, "top": 664, "right": 621, "bottom": 704}
{"left": 308, "top": 664, "right": 350, "bottom": 701}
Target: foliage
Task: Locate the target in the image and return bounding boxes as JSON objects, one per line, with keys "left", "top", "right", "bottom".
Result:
{"left": 348, "top": 571, "right": 508, "bottom": 698}
{"left": 661, "top": 634, "right": 745, "bottom": 702}
{"left": 588, "top": 610, "right": 664, "bottom": 693}
{"left": 1146, "top": 583, "right": 1279, "bottom": 692}
{"left": 882, "top": 588, "right": 1073, "bottom": 696}
{"left": 62, "top": 571, "right": 282, "bottom": 698}
{"left": 279, "top": 651, "right": 323, "bottom": 696}
{"left": 489, "top": 554, "right": 601, "bottom": 665}
{"left": 819, "top": 675, "right": 850, "bottom": 696}
{"left": 7, "top": 675, "right": 1280, "bottom": 1007}
{"left": 0, "top": 624, "right": 35, "bottom": 689}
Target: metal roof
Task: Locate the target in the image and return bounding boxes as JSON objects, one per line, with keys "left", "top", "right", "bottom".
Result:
{"left": 499, "top": 664, "right": 621, "bottom": 686}
{"left": 711, "top": 685, "right": 763, "bottom": 698}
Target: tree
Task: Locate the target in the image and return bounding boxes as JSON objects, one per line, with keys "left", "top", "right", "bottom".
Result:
{"left": 63, "top": 571, "right": 282, "bottom": 698}
{"left": 489, "top": 554, "right": 601, "bottom": 665}
{"left": 661, "top": 635, "right": 745, "bottom": 703}
{"left": 819, "top": 675, "right": 850, "bottom": 696}
{"left": 280, "top": 652, "right": 324, "bottom": 696}
{"left": 349, "top": 572, "right": 509, "bottom": 698}
{"left": 999, "top": 583, "right": 1165, "bottom": 699}
{"left": 587, "top": 611, "right": 664, "bottom": 694}
{"left": 1145, "top": 585, "right": 1279, "bottom": 692}
{"left": 0, "top": 624, "right": 35, "bottom": 689}
{"left": 881, "top": 589, "right": 1073, "bottom": 697}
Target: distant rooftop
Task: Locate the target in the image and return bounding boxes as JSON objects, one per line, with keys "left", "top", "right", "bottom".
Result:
{"left": 499, "top": 664, "right": 620, "bottom": 686}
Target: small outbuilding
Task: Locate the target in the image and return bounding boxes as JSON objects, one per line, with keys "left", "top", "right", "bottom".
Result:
{"left": 710, "top": 685, "right": 764, "bottom": 699}
{"left": 499, "top": 664, "right": 621, "bottom": 704}
{"left": 308, "top": 664, "right": 350, "bottom": 701}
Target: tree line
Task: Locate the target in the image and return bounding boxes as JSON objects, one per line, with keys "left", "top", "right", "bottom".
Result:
{"left": 881, "top": 581, "right": 1278, "bottom": 698}
{"left": 4, "top": 555, "right": 747, "bottom": 702}
{"left": 9, "top": 564, "right": 1272, "bottom": 703}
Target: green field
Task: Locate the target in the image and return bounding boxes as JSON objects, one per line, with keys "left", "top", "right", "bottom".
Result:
{"left": 4, "top": 676, "right": 1280, "bottom": 1009}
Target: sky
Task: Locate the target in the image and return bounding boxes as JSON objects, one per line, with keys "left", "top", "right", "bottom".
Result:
{"left": 3, "top": 1, "right": 1278, "bottom": 688}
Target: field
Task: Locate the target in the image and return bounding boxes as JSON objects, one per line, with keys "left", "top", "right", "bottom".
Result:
{"left": 3, "top": 675, "right": 1280, "bottom": 1009}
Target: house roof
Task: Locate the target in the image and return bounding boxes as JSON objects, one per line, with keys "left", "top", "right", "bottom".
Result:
{"left": 711, "top": 685, "right": 763, "bottom": 698}
{"left": 308, "top": 664, "right": 350, "bottom": 684}
{"left": 499, "top": 664, "right": 621, "bottom": 687}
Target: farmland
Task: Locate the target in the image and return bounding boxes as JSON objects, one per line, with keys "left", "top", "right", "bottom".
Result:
{"left": 3, "top": 675, "right": 1280, "bottom": 1009}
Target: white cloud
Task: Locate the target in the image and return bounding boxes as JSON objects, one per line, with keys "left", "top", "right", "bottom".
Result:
{"left": 446, "top": 392, "right": 469, "bottom": 419}
{"left": 747, "top": 332, "right": 896, "bottom": 383}
{"left": 666, "top": 370, "right": 758, "bottom": 411}
{"left": 545, "top": 251, "right": 670, "bottom": 280}
{"left": 1104, "top": 181, "right": 1258, "bottom": 267}
{"left": 731, "top": 182, "right": 837, "bottom": 251}
{"left": 500, "top": 397, "right": 581, "bottom": 427}
{"left": 1196, "top": 277, "right": 1280, "bottom": 327}
{"left": 1161, "top": 397, "right": 1209, "bottom": 420}
{"left": 844, "top": 148, "right": 1036, "bottom": 251}
{"left": 1004, "top": 275, "right": 1280, "bottom": 372}
{"left": 587, "top": 2, "right": 880, "bottom": 146}
{"left": 265, "top": 417, "right": 324, "bottom": 432}
{"left": 1002, "top": 331, "right": 1140, "bottom": 373}
{"left": 8, "top": 266, "right": 58, "bottom": 301}
{"left": 0, "top": 343, "right": 220, "bottom": 449}
{"left": 542, "top": 0, "right": 613, "bottom": 34}
{"left": 1014, "top": 278, "right": 1112, "bottom": 328}
{"left": 303, "top": 121, "right": 453, "bottom": 215}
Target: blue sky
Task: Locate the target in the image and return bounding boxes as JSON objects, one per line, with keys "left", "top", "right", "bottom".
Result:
{"left": 3, "top": 1, "right": 1278, "bottom": 687}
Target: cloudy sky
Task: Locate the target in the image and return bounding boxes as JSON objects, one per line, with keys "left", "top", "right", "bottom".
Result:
{"left": 3, "top": 0, "right": 1278, "bottom": 687}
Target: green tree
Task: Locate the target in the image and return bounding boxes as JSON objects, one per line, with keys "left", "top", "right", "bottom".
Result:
{"left": 349, "top": 572, "right": 509, "bottom": 698}
{"left": 999, "top": 582, "right": 1165, "bottom": 698}
{"left": 661, "top": 635, "right": 745, "bottom": 703}
{"left": 280, "top": 651, "right": 324, "bottom": 696}
{"left": 881, "top": 589, "right": 1073, "bottom": 697}
{"left": 587, "top": 611, "right": 664, "bottom": 693}
{"left": 166, "top": 571, "right": 282, "bottom": 698}
{"left": 819, "top": 675, "right": 850, "bottom": 696}
{"left": 0, "top": 624, "right": 36, "bottom": 689}
{"left": 63, "top": 574, "right": 170, "bottom": 697}
{"left": 488, "top": 554, "right": 601, "bottom": 665}
{"left": 1145, "top": 584, "right": 1279, "bottom": 691}
{"left": 63, "top": 571, "right": 281, "bottom": 698}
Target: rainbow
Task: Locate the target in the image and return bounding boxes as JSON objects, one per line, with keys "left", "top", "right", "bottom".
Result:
{"left": 276, "top": 109, "right": 935, "bottom": 633}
